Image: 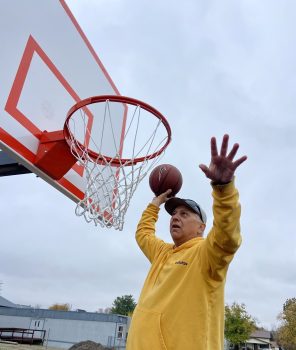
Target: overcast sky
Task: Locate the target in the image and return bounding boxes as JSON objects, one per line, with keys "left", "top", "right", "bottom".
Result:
{"left": 1, "top": 0, "right": 296, "bottom": 331}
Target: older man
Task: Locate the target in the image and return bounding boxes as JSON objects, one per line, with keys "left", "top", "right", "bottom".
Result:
{"left": 126, "top": 135, "right": 247, "bottom": 350}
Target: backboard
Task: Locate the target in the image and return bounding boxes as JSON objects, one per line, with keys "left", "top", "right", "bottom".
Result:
{"left": 0, "top": 0, "right": 123, "bottom": 203}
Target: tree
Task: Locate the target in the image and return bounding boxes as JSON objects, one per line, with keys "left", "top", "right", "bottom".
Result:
{"left": 225, "top": 302, "right": 256, "bottom": 350}
{"left": 110, "top": 295, "right": 136, "bottom": 316}
{"left": 276, "top": 298, "right": 296, "bottom": 350}
{"left": 48, "top": 303, "right": 71, "bottom": 311}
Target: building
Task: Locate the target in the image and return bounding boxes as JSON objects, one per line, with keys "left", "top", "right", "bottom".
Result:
{"left": 225, "top": 329, "right": 280, "bottom": 350}
{"left": 245, "top": 330, "right": 279, "bottom": 350}
{"left": 0, "top": 297, "right": 129, "bottom": 349}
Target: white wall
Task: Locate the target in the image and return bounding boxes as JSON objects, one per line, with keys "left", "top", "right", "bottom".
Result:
{"left": 0, "top": 313, "right": 128, "bottom": 349}
{"left": 0, "top": 315, "right": 30, "bottom": 328}
{"left": 44, "top": 318, "right": 117, "bottom": 348}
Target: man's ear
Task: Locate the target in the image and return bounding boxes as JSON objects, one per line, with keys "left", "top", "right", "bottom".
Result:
{"left": 197, "top": 223, "right": 206, "bottom": 235}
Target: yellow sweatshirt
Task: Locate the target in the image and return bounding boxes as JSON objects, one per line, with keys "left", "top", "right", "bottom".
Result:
{"left": 126, "top": 181, "right": 242, "bottom": 350}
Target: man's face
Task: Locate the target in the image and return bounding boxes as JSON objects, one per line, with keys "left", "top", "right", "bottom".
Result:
{"left": 170, "top": 205, "right": 205, "bottom": 247}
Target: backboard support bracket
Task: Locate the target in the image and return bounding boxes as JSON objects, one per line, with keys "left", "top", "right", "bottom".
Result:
{"left": 34, "top": 130, "right": 77, "bottom": 180}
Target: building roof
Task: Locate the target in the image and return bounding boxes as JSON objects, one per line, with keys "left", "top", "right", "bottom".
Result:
{"left": 251, "top": 330, "right": 271, "bottom": 339}
{"left": 248, "top": 338, "right": 271, "bottom": 345}
{"left": 0, "top": 306, "right": 128, "bottom": 324}
{"left": 0, "top": 296, "right": 18, "bottom": 308}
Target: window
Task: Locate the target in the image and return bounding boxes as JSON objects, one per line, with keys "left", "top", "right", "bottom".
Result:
{"left": 117, "top": 325, "right": 123, "bottom": 339}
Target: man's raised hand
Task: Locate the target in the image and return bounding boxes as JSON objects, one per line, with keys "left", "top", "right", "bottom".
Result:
{"left": 151, "top": 189, "right": 172, "bottom": 207}
{"left": 199, "top": 134, "right": 247, "bottom": 184}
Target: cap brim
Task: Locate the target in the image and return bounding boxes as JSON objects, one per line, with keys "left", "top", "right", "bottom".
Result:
{"left": 165, "top": 197, "right": 194, "bottom": 215}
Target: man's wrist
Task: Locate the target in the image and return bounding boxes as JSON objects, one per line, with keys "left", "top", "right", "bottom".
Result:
{"left": 211, "top": 178, "right": 235, "bottom": 195}
{"left": 211, "top": 180, "right": 231, "bottom": 186}
{"left": 148, "top": 202, "right": 161, "bottom": 213}
{"left": 151, "top": 198, "right": 161, "bottom": 207}
{"left": 211, "top": 176, "right": 234, "bottom": 186}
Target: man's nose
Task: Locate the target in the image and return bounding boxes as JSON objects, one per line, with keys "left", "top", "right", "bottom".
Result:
{"left": 172, "top": 213, "right": 180, "bottom": 220}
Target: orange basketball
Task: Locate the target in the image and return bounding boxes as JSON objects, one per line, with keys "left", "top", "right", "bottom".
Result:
{"left": 149, "top": 164, "right": 183, "bottom": 196}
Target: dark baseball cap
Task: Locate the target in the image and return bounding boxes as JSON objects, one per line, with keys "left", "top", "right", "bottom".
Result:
{"left": 165, "top": 197, "right": 207, "bottom": 224}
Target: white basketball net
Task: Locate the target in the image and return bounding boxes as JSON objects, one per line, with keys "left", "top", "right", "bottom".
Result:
{"left": 65, "top": 97, "right": 170, "bottom": 230}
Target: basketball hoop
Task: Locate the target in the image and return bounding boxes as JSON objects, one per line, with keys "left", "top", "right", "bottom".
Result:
{"left": 64, "top": 95, "right": 171, "bottom": 230}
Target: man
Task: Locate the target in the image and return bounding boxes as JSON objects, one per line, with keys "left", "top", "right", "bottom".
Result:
{"left": 126, "top": 134, "right": 247, "bottom": 350}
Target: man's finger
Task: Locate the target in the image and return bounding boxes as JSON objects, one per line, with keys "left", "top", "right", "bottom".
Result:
{"left": 211, "top": 137, "right": 218, "bottom": 157}
{"left": 233, "top": 156, "right": 248, "bottom": 169}
{"left": 158, "top": 189, "right": 171, "bottom": 197}
{"left": 164, "top": 189, "right": 172, "bottom": 196}
{"left": 227, "top": 143, "right": 239, "bottom": 161}
{"left": 220, "top": 134, "right": 229, "bottom": 157}
{"left": 161, "top": 189, "right": 172, "bottom": 200}
{"left": 199, "top": 164, "right": 210, "bottom": 176}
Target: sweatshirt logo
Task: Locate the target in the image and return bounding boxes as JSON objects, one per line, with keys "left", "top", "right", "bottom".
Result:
{"left": 175, "top": 260, "right": 188, "bottom": 266}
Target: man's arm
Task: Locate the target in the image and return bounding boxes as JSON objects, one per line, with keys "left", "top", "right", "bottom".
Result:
{"left": 201, "top": 180, "right": 242, "bottom": 281}
{"left": 136, "top": 190, "right": 172, "bottom": 263}
{"left": 199, "top": 134, "right": 247, "bottom": 281}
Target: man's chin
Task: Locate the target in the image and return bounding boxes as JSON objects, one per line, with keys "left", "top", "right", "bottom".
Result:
{"left": 170, "top": 230, "right": 183, "bottom": 240}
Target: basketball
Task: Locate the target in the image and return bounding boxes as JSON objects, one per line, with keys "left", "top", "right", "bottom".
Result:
{"left": 149, "top": 164, "right": 183, "bottom": 197}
